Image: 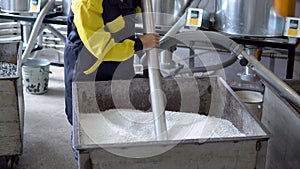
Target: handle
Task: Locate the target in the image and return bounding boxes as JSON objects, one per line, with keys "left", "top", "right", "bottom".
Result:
{"left": 40, "top": 67, "right": 52, "bottom": 74}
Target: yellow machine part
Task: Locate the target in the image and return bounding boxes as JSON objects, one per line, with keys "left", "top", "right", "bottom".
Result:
{"left": 274, "top": 0, "right": 296, "bottom": 17}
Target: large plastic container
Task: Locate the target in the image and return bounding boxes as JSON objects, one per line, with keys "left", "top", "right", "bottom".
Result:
{"left": 73, "top": 77, "right": 269, "bottom": 169}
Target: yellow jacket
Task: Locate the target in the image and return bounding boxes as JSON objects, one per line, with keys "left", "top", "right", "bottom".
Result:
{"left": 71, "top": 0, "right": 142, "bottom": 74}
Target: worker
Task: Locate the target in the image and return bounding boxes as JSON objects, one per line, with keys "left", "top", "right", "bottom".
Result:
{"left": 64, "top": 0, "right": 160, "bottom": 126}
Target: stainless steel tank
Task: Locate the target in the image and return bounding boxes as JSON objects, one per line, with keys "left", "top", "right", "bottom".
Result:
{"left": 1, "top": 0, "right": 47, "bottom": 13}
{"left": 214, "top": 0, "right": 285, "bottom": 37}
{"left": 1, "top": 0, "right": 30, "bottom": 12}
{"left": 151, "top": 0, "right": 190, "bottom": 32}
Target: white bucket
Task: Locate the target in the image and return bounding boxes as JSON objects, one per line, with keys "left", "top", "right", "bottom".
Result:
{"left": 22, "top": 59, "right": 51, "bottom": 94}
{"left": 235, "top": 90, "right": 263, "bottom": 120}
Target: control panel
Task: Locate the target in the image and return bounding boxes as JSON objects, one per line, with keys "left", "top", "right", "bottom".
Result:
{"left": 30, "top": 0, "right": 41, "bottom": 12}
{"left": 186, "top": 8, "right": 204, "bottom": 27}
{"left": 284, "top": 17, "right": 300, "bottom": 38}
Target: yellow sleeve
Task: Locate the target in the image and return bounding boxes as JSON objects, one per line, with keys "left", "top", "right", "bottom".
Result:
{"left": 136, "top": 6, "right": 142, "bottom": 14}
{"left": 72, "top": 0, "right": 135, "bottom": 75}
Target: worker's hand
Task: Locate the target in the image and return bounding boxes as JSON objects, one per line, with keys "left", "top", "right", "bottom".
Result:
{"left": 139, "top": 33, "right": 160, "bottom": 50}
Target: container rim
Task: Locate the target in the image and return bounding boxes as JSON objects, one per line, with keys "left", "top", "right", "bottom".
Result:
{"left": 235, "top": 90, "right": 264, "bottom": 103}
{"left": 23, "top": 58, "right": 50, "bottom": 67}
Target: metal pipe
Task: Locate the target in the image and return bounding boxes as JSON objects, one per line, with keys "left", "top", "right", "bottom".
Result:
{"left": 140, "top": 0, "right": 202, "bottom": 65}
{"left": 241, "top": 50, "right": 300, "bottom": 109}
{"left": 141, "top": 0, "right": 167, "bottom": 140}
{"left": 159, "top": 31, "right": 237, "bottom": 74}
{"left": 32, "top": 32, "right": 44, "bottom": 58}
{"left": 160, "top": 30, "right": 300, "bottom": 109}
{"left": 45, "top": 24, "right": 67, "bottom": 43}
{"left": 21, "top": 0, "right": 55, "bottom": 63}
{"left": 205, "top": 32, "right": 300, "bottom": 109}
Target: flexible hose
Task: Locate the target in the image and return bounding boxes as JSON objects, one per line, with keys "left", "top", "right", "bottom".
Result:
{"left": 160, "top": 31, "right": 238, "bottom": 73}
{"left": 162, "top": 30, "right": 300, "bottom": 110}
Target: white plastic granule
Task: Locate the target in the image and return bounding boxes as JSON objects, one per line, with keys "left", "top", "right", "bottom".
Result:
{"left": 79, "top": 109, "right": 245, "bottom": 145}
{"left": 0, "top": 62, "right": 17, "bottom": 77}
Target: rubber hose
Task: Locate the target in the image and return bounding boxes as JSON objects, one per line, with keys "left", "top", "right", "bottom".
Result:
{"left": 160, "top": 31, "right": 238, "bottom": 72}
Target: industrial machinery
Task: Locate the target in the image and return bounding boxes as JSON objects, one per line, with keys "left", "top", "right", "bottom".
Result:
{"left": 1, "top": 0, "right": 48, "bottom": 12}
{"left": 158, "top": 1, "right": 300, "bottom": 169}
{"left": 73, "top": 77, "right": 269, "bottom": 169}
{"left": 214, "top": 0, "right": 285, "bottom": 37}
{"left": 214, "top": 0, "right": 299, "bottom": 80}
{"left": 1, "top": 0, "right": 300, "bottom": 168}
{"left": 0, "top": 0, "right": 67, "bottom": 65}
{"left": 72, "top": 0, "right": 300, "bottom": 168}
{"left": 0, "top": 0, "right": 53, "bottom": 45}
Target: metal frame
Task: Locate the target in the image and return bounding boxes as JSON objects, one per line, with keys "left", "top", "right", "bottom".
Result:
{"left": 0, "top": 12, "right": 67, "bottom": 25}
{"left": 141, "top": 0, "right": 167, "bottom": 140}
{"left": 230, "top": 37, "right": 299, "bottom": 79}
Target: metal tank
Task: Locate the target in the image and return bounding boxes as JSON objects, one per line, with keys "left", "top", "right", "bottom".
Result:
{"left": 151, "top": 0, "right": 190, "bottom": 32}
{"left": 1, "top": 0, "right": 47, "bottom": 13}
{"left": 1, "top": 0, "right": 30, "bottom": 12}
{"left": 214, "top": 0, "right": 285, "bottom": 37}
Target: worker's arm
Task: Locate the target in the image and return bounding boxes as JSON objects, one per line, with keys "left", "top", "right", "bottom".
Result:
{"left": 72, "top": 0, "right": 143, "bottom": 74}
{"left": 134, "top": 0, "right": 160, "bottom": 49}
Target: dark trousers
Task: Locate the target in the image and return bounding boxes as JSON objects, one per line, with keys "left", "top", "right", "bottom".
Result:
{"left": 64, "top": 40, "right": 135, "bottom": 125}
